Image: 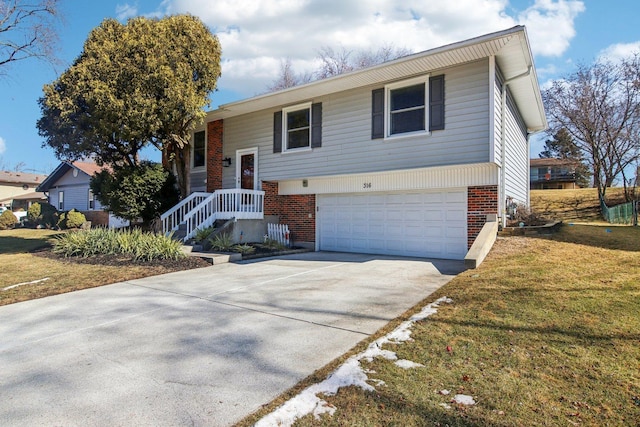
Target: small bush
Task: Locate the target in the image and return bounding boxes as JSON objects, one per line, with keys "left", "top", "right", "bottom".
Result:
{"left": 27, "top": 202, "right": 59, "bottom": 229}
{"left": 262, "top": 237, "right": 287, "bottom": 250}
{"left": 208, "top": 233, "right": 234, "bottom": 251}
{"left": 193, "top": 225, "right": 216, "bottom": 243}
{"left": 0, "top": 210, "right": 18, "bottom": 230}
{"left": 58, "top": 209, "right": 87, "bottom": 229}
{"left": 232, "top": 243, "right": 256, "bottom": 255}
{"left": 52, "top": 228, "right": 185, "bottom": 261}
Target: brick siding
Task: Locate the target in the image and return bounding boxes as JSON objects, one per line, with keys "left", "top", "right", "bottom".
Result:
{"left": 82, "top": 210, "right": 109, "bottom": 227}
{"left": 467, "top": 185, "right": 498, "bottom": 248}
{"left": 262, "top": 181, "right": 315, "bottom": 244}
{"left": 206, "top": 119, "right": 223, "bottom": 192}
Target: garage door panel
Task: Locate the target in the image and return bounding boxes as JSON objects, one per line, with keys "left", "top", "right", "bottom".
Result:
{"left": 319, "top": 190, "right": 467, "bottom": 260}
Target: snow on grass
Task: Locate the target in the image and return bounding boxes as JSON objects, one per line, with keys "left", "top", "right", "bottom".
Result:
{"left": 2, "top": 277, "right": 50, "bottom": 291}
{"left": 453, "top": 394, "right": 476, "bottom": 405}
{"left": 254, "top": 296, "right": 452, "bottom": 427}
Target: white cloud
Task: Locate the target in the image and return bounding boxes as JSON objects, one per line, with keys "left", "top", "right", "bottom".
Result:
{"left": 598, "top": 42, "right": 640, "bottom": 62}
{"left": 0, "top": 136, "right": 6, "bottom": 155}
{"left": 116, "top": 3, "right": 139, "bottom": 21}
{"left": 517, "top": 0, "right": 584, "bottom": 57}
{"left": 156, "top": 0, "right": 584, "bottom": 96}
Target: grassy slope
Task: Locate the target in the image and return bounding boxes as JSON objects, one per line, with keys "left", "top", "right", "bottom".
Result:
{"left": 238, "top": 225, "right": 640, "bottom": 427}
{"left": 530, "top": 187, "right": 628, "bottom": 221}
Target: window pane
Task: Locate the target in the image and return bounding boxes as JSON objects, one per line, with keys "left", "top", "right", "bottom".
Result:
{"left": 193, "top": 131, "right": 205, "bottom": 167}
{"left": 288, "top": 129, "right": 310, "bottom": 149}
{"left": 391, "top": 84, "right": 425, "bottom": 111}
{"left": 391, "top": 108, "right": 425, "bottom": 134}
{"left": 287, "top": 109, "right": 309, "bottom": 130}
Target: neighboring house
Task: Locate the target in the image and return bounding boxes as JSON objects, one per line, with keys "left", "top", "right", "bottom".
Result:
{"left": 530, "top": 158, "right": 580, "bottom": 190}
{"left": 36, "top": 161, "right": 129, "bottom": 228}
{"left": 163, "top": 26, "right": 547, "bottom": 260}
{"left": 0, "top": 171, "right": 48, "bottom": 210}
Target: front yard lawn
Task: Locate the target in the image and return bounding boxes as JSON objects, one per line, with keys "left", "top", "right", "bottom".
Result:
{"left": 240, "top": 224, "right": 640, "bottom": 426}
{"left": 0, "top": 228, "right": 209, "bottom": 306}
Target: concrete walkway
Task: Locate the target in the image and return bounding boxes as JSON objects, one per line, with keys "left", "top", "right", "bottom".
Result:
{"left": 0, "top": 252, "right": 464, "bottom": 426}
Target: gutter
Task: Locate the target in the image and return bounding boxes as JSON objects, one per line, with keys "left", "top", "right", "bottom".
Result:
{"left": 500, "top": 66, "right": 532, "bottom": 228}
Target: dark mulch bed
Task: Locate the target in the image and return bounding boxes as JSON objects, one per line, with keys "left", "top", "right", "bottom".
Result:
{"left": 34, "top": 251, "right": 211, "bottom": 270}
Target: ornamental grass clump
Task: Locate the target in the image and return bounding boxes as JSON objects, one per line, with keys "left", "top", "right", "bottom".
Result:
{"left": 53, "top": 228, "right": 185, "bottom": 261}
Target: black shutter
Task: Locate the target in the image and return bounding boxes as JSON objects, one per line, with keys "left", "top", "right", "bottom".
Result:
{"left": 311, "top": 103, "right": 322, "bottom": 148}
{"left": 371, "top": 88, "right": 384, "bottom": 139}
{"left": 429, "top": 75, "right": 445, "bottom": 131}
{"left": 273, "top": 111, "right": 282, "bottom": 153}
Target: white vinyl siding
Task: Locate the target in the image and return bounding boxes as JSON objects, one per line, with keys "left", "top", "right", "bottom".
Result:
{"left": 220, "top": 59, "right": 490, "bottom": 187}
{"left": 503, "top": 91, "right": 529, "bottom": 205}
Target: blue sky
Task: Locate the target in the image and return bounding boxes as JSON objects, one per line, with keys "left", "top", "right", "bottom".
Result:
{"left": 1, "top": 0, "right": 639, "bottom": 174}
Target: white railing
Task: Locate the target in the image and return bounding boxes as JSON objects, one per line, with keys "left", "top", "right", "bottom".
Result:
{"left": 161, "top": 192, "right": 211, "bottom": 234}
{"left": 161, "top": 189, "right": 265, "bottom": 241}
{"left": 267, "top": 223, "right": 290, "bottom": 247}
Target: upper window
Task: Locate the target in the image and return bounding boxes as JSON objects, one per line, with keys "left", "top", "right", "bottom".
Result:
{"left": 372, "top": 74, "right": 444, "bottom": 139}
{"left": 385, "top": 76, "right": 428, "bottom": 137}
{"left": 193, "top": 130, "right": 205, "bottom": 168}
{"left": 283, "top": 103, "right": 312, "bottom": 151}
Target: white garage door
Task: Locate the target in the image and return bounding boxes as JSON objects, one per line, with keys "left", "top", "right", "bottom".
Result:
{"left": 318, "top": 190, "right": 467, "bottom": 259}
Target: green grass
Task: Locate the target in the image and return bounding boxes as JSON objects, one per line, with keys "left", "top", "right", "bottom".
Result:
{"left": 237, "top": 225, "right": 640, "bottom": 426}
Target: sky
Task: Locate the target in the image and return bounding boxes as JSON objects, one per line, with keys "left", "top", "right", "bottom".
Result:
{"left": 1, "top": 0, "right": 639, "bottom": 175}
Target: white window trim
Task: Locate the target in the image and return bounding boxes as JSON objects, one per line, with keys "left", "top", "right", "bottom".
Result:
{"left": 282, "top": 102, "right": 312, "bottom": 152}
{"left": 191, "top": 129, "right": 207, "bottom": 170}
{"left": 384, "top": 74, "right": 430, "bottom": 140}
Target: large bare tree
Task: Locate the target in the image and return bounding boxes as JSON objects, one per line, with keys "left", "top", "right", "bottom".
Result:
{"left": 0, "top": 0, "right": 60, "bottom": 74}
{"left": 542, "top": 54, "right": 640, "bottom": 201}
{"left": 268, "top": 44, "right": 411, "bottom": 91}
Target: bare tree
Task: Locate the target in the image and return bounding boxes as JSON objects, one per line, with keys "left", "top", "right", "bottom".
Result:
{"left": 267, "top": 44, "right": 411, "bottom": 91}
{"left": 542, "top": 54, "right": 640, "bottom": 201}
{"left": 0, "top": 0, "right": 61, "bottom": 74}
{"left": 266, "top": 58, "right": 312, "bottom": 91}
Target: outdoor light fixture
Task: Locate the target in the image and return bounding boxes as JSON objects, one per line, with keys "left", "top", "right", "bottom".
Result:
{"left": 222, "top": 157, "right": 232, "bottom": 167}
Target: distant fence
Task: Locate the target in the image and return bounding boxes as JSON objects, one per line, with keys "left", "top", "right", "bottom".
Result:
{"left": 600, "top": 198, "right": 638, "bottom": 225}
{"left": 267, "top": 223, "right": 290, "bottom": 247}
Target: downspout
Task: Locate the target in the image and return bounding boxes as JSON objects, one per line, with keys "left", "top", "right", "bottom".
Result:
{"left": 500, "top": 66, "right": 531, "bottom": 228}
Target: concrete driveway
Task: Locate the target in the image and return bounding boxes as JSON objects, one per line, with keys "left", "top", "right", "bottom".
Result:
{"left": 0, "top": 252, "right": 464, "bottom": 426}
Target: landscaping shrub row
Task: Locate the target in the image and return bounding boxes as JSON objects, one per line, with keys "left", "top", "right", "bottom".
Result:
{"left": 53, "top": 228, "right": 185, "bottom": 261}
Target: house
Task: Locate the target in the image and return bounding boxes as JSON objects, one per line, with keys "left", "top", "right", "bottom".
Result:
{"left": 0, "top": 171, "right": 48, "bottom": 210}
{"left": 530, "top": 158, "right": 580, "bottom": 190}
{"left": 162, "top": 26, "right": 547, "bottom": 260}
{"left": 36, "top": 161, "right": 129, "bottom": 228}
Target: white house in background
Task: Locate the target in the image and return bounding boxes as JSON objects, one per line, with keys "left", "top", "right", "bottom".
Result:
{"left": 36, "top": 161, "right": 129, "bottom": 228}
{"left": 163, "top": 26, "right": 547, "bottom": 260}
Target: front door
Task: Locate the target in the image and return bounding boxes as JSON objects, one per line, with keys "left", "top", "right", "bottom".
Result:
{"left": 236, "top": 148, "right": 258, "bottom": 190}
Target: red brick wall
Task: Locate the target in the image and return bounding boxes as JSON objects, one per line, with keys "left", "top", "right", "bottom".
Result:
{"left": 262, "top": 181, "right": 316, "bottom": 244}
{"left": 206, "top": 119, "right": 223, "bottom": 192}
{"left": 82, "top": 210, "right": 109, "bottom": 227}
{"left": 467, "top": 185, "right": 498, "bottom": 248}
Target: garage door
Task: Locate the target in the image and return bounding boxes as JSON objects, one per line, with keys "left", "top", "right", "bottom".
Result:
{"left": 318, "top": 190, "right": 467, "bottom": 259}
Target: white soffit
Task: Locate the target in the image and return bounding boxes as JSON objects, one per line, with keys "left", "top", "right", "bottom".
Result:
{"left": 209, "top": 26, "right": 546, "bottom": 133}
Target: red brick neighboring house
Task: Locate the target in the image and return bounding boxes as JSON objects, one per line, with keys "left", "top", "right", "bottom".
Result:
{"left": 165, "top": 26, "right": 547, "bottom": 260}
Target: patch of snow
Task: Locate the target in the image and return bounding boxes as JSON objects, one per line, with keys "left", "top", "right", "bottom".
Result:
{"left": 439, "top": 389, "right": 450, "bottom": 395}
{"left": 254, "top": 296, "right": 452, "bottom": 427}
{"left": 439, "top": 402, "right": 452, "bottom": 410}
{"left": 2, "top": 277, "right": 50, "bottom": 291}
{"left": 395, "top": 359, "right": 424, "bottom": 369}
{"left": 453, "top": 394, "right": 476, "bottom": 405}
